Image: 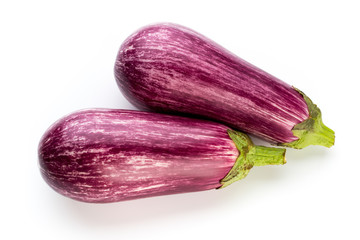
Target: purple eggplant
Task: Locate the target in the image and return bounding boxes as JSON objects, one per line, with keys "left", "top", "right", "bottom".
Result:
{"left": 114, "top": 23, "right": 334, "bottom": 149}
{"left": 38, "top": 109, "right": 285, "bottom": 203}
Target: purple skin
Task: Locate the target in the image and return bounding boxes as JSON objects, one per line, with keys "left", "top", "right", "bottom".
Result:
{"left": 114, "top": 23, "right": 309, "bottom": 143}
{"left": 38, "top": 109, "right": 238, "bottom": 203}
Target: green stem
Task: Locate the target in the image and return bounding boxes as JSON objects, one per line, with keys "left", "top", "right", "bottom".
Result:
{"left": 247, "top": 146, "right": 287, "bottom": 166}
{"left": 279, "top": 87, "right": 335, "bottom": 149}
{"left": 219, "top": 130, "right": 286, "bottom": 188}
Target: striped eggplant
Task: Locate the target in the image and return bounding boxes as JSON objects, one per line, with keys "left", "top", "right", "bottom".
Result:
{"left": 38, "top": 109, "right": 285, "bottom": 203}
{"left": 114, "top": 23, "right": 335, "bottom": 149}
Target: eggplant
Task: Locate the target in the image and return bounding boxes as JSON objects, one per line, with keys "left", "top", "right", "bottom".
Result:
{"left": 38, "top": 109, "right": 285, "bottom": 203}
{"left": 114, "top": 23, "right": 334, "bottom": 149}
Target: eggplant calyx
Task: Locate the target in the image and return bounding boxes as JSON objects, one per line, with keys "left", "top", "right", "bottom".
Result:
{"left": 280, "top": 87, "right": 335, "bottom": 149}
{"left": 219, "top": 130, "right": 286, "bottom": 188}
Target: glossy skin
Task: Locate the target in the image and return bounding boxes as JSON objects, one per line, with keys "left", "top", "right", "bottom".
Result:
{"left": 38, "top": 109, "right": 238, "bottom": 203}
{"left": 115, "top": 23, "right": 309, "bottom": 143}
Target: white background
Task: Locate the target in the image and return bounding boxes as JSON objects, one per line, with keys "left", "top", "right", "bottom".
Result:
{"left": 1, "top": 0, "right": 359, "bottom": 239}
